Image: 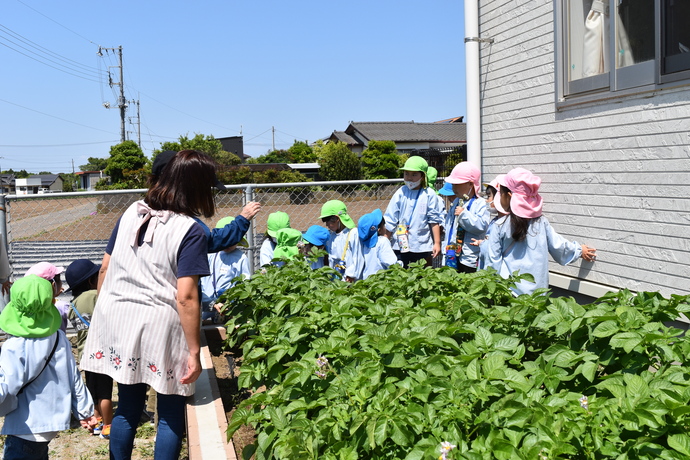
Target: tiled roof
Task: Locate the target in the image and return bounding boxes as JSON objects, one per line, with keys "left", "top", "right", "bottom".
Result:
{"left": 346, "top": 122, "right": 466, "bottom": 143}
{"left": 330, "top": 131, "right": 359, "bottom": 145}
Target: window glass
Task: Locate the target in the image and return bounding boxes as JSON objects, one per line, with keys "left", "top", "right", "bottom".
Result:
{"left": 569, "top": 0, "right": 610, "bottom": 81}
{"left": 616, "top": 0, "right": 655, "bottom": 69}
{"left": 663, "top": 0, "right": 690, "bottom": 74}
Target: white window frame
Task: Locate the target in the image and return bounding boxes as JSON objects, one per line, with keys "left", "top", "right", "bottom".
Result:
{"left": 555, "top": 0, "right": 690, "bottom": 107}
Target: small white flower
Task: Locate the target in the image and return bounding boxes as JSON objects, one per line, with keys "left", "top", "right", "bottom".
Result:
{"left": 439, "top": 441, "right": 456, "bottom": 459}
{"left": 579, "top": 395, "right": 589, "bottom": 410}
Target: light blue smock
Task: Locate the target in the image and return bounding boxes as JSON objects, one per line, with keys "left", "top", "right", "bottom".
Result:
{"left": 384, "top": 186, "right": 445, "bottom": 253}
{"left": 200, "top": 248, "right": 250, "bottom": 310}
{"left": 0, "top": 331, "right": 94, "bottom": 438}
{"left": 326, "top": 227, "right": 364, "bottom": 280}
{"left": 444, "top": 196, "right": 490, "bottom": 269}
{"left": 485, "top": 215, "right": 582, "bottom": 295}
{"left": 361, "top": 237, "right": 399, "bottom": 280}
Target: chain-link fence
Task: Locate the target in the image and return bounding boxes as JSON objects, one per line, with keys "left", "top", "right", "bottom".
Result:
{"left": 1, "top": 179, "right": 414, "bottom": 280}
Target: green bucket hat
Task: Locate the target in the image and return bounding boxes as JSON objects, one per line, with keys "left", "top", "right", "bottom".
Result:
{"left": 273, "top": 228, "right": 302, "bottom": 260}
{"left": 319, "top": 200, "right": 355, "bottom": 229}
{"left": 0, "top": 275, "right": 61, "bottom": 338}
{"left": 399, "top": 156, "right": 428, "bottom": 174}
{"left": 266, "top": 211, "right": 291, "bottom": 238}
{"left": 216, "top": 216, "right": 248, "bottom": 247}
{"left": 427, "top": 166, "right": 438, "bottom": 189}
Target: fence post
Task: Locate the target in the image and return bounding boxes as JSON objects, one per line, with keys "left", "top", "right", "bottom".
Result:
{"left": 244, "top": 184, "right": 256, "bottom": 275}
{"left": 0, "top": 194, "right": 7, "bottom": 250}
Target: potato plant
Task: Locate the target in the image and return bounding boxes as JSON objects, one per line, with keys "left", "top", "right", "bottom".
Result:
{"left": 221, "top": 257, "right": 690, "bottom": 460}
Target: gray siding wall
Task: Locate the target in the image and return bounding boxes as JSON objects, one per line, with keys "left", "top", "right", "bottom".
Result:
{"left": 478, "top": 0, "right": 690, "bottom": 297}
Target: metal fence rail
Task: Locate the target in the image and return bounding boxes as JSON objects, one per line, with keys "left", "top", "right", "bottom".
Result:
{"left": 1, "top": 179, "right": 411, "bottom": 281}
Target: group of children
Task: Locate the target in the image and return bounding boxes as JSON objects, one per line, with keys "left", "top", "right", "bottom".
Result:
{"left": 249, "top": 157, "right": 597, "bottom": 297}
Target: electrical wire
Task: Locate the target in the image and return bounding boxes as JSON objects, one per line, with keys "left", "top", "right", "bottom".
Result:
{"left": 14, "top": 0, "right": 98, "bottom": 45}
{"left": 0, "top": 98, "right": 118, "bottom": 135}
{"left": 0, "top": 24, "right": 106, "bottom": 78}
{"left": 0, "top": 140, "right": 119, "bottom": 147}
{"left": 0, "top": 39, "right": 101, "bottom": 83}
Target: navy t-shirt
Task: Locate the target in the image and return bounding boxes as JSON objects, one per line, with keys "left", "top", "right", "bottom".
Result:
{"left": 106, "top": 217, "right": 209, "bottom": 278}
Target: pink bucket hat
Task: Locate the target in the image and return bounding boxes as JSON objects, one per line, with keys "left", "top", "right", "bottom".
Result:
{"left": 503, "top": 168, "right": 543, "bottom": 218}
{"left": 445, "top": 162, "right": 481, "bottom": 197}
{"left": 26, "top": 262, "right": 65, "bottom": 281}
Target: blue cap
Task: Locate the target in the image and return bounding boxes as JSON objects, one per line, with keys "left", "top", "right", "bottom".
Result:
{"left": 438, "top": 182, "right": 455, "bottom": 196}
{"left": 358, "top": 209, "right": 383, "bottom": 249}
{"left": 302, "top": 225, "right": 330, "bottom": 247}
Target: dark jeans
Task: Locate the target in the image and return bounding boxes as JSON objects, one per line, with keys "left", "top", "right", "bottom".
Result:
{"left": 109, "top": 383, "right": 186, "bottom": 460}
{"left": 395, "top": 251, "right": 432, "bottom": 268}
{"left": 3, "top": 435, "right": 49, "bottom": 460}
{"left": 457, "top": 263, "right": 478, "bottom": 274}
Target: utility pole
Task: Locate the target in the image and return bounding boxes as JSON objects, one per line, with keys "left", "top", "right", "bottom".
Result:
{"left": 99, "top": 45, "right": 127, "bottom": 143}
{"left": 128, "top": 98, "right": 141, "bottom": 147}
{"left": 272, "top": 126, "right": 275, "bottom": 151}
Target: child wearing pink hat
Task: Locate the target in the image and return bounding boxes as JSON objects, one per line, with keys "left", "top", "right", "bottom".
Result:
{"left": 442, "top": 162, "right": 491, "bottom": 272}
{"left": 472, "top": 174, "right": 508, "bottom": 269}
{"left": 485, "top": 168, "right": 597, "bottom": 295}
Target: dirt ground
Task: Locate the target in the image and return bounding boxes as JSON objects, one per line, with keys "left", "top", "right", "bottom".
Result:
{"left": 206, "top": 328, "right": 256, "bottom": 460}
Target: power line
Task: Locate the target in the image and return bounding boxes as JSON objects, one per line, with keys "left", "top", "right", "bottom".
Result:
{"left": 0, "top": 24, "right": 106, "bottom": 78}
{"left": 0, "top": 38, "right": 101, "bottom": 83}
{"left": 0, "top": 140, "right": 119, "bottom": 147}
{"left": 0, "top": 98, "right": 118, "bottom": 134}
{"left": 14, "top": 0, "right": 98, "bottom": 45}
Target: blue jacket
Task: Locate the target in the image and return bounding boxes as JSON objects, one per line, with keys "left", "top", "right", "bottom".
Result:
{"left": 0, "top": 330, "right": 94, "bottom": 435}
{"left": 194, "top": 215, "right": 250, "bottom": 253}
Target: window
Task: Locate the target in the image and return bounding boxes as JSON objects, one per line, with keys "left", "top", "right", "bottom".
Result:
{"left": 560, "top": 0, "right": 690, "bottom": 99}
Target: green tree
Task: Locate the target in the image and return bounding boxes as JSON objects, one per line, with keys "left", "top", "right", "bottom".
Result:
{"left": 156, "top": 133, "right": 241, "bottom": 166}
{"left": 250, "top": 149, "right": 292, "bottom": 164}
{"left": 79, "top": 157, "right": 108, "bottom": 171}
{"left": 287, "top": 141, "right": 315, "bottom": 163}
{"left": 15, "top": 169, "right": 30, "bottom": 179}
{"left": 105, "top": 140, "right": 148, "bottom": 185}
{"left": 61, "top": 172, "right": 77, "bottom": 192}
{"left": 38, "top": 171, "right": 52, "bottom": 175}
{"left": 314, "top": 140, "right": 362, "bottom": 181}
{"left": 361, "top": 140, "right": 401, "bottom": 179}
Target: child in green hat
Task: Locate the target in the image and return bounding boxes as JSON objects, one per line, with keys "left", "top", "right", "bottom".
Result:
{"left": 383, "top": 156, "right": 444, "bottom": 267}
{"left": 260, "top": 211, "right": 291, "bottom": 267}
{"left": 273, "top": 228, "right": 303, "bottom": 260}
{"left": 320, "top": 200, "right": 364, "bottom": 282}
{"left": 0, "top": 275, "right": 98, "bottom": 456}
{"left": 200, "top": 216, "right": 251, "bottom": 323}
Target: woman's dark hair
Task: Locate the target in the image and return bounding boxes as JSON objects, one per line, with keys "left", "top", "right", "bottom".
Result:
{"left": 500, "top": 185, "right": 530, "bottom": 242}
{"left": 145, "top": 150, "right": 217, "bottom": 218}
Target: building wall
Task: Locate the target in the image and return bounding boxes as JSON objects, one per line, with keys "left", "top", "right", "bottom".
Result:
{"left": 478, "top": 0, "right": 690, "bottom": 296}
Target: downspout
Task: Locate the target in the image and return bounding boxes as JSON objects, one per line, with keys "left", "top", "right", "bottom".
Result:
{"left": 464, "top": 0, "right": 492, "bottom": 181}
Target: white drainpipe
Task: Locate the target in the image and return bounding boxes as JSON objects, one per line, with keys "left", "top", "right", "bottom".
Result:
{"left": 464, "top": 0, "right": 492, "bottom": 181}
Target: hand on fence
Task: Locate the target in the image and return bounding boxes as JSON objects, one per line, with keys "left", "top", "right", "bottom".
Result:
{"left": 240, "top": 202, "right": 261, "bottom": 221}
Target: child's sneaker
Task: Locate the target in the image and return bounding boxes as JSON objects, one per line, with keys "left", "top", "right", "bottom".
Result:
{"left": 92, "top": 419, "right": 104, "bottom": 436}
{"left": 100, "top": 424, "right": 111, "bottom": 439}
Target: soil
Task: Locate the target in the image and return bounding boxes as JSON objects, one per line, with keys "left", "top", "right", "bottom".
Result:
{"left": 205, "top": 327, "right": 257, "bottom": 460}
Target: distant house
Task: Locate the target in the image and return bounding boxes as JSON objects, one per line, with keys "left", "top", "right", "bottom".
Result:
{"left": 0, "top": 174, "right": 14, "bottom": 194}
{"left": 29, "top": 174, "right": 63, "bottom": 193}
{"left": 328, "top": 120, "right": 466, "bottom": 154}
{"left": 15, "top": 178, "right": 42, "bottom": 195}
{"left": 75, "top": 171, "right": 107, "bottom": 191}
{"left": 287, "top": 163, "right": 320, "bottom": 181}
{"left": 217, "top": 136, "right": 249, "bottom": 163}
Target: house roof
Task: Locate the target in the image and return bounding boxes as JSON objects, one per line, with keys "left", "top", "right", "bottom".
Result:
{"left": 344, "top": 121, "right": 467, "bottom": 144}
{"left": 330, "top": 131, "right": 359, "bottom": 145}
{"left": 29, "top": 174, "right": 62, "bottom": 187}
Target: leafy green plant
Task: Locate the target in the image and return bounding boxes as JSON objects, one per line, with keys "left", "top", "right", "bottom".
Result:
{"left": 221, "top": 259, "right": 690, "bottom": 459}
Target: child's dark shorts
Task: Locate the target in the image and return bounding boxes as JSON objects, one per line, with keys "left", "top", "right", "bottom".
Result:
{"left": 85, "top": 370, "right": 113, "bottom": 401}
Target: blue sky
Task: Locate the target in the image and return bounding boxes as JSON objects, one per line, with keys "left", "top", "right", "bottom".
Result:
{"left": 0, "top": 0, "right": 466, "bottom": 174}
